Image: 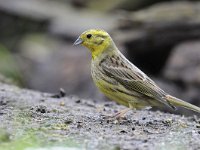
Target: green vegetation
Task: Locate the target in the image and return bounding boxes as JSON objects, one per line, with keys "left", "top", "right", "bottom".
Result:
{"left": 0, "top": 44, "right": 23, "bottom": 85}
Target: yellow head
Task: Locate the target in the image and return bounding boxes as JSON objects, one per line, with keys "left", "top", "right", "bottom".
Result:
{"left": 74, "top": 29, "right": 114, "bottom": 59}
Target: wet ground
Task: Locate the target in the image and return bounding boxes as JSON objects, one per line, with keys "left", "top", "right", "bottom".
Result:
{"left": 0, "top": 83, "right": 200, "bottom": 150}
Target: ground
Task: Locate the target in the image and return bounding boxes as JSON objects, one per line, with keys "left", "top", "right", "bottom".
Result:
{"left": 0, "top": 83, "right": 200, "bottom": 150}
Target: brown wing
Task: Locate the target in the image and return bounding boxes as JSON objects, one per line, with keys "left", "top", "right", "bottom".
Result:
{"left": 100, "top": 54, "right": 176, "bottom": 109}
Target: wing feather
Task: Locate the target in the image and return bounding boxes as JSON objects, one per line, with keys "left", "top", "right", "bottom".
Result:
{"left": 100, "top": 55, "right": 175, "bottom": 109}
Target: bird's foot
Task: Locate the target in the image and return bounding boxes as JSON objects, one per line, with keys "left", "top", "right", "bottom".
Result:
{"left": 111, "top": 108, "right": 132, "bottom": 119}
{"left": 103, "top": 108, "right": 132, "bottom": 123}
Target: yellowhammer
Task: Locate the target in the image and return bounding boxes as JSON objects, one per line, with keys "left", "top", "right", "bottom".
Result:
{"left": 74, "top": 29, "right": 200, "bottom": 116}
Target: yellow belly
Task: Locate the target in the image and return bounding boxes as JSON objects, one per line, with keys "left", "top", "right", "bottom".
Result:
{"left": 94, "top": 79, "right": 150, "bottom": 109}
{"left": 97, "top": 82, "right": 129, "bottom": 107}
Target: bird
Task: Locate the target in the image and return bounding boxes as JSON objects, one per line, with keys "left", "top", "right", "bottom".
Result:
{"left": 74, "top": 29, "right": 200, "bottom": 117}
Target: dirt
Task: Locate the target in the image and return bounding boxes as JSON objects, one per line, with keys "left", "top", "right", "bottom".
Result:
{"left": 0, "top": 83, "right": 200, "bottom": 150}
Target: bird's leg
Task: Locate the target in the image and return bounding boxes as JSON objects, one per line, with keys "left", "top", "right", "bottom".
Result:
{"left": 111, "top": 107, "right": 132, "bottom": 119}
{"left": 111, "top": 103, "right": 134, "bottom": 119}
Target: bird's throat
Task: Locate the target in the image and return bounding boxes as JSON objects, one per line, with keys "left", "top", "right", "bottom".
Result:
{"left": 91, "top": 46, "right": 107, "bottom": 60}
{"left": 91, "top": 41, "right": 116, "bottom": 60}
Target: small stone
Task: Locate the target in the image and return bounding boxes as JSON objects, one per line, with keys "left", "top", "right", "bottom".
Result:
{"left": 60, "top": 101, "right": 65, "bottom": 106}
{"left": 143, "top": 139, "right": 148, "bottom": 143}
{"left": 142, "top": 117, "right": 146, "bottom": 120}
{"left": 120, "top": 130, "right": 127, "bottom": 133}
{"left": 36, "top": 105, "right": 47, "bottom": 113}
{"left": 77, "top": 123, "right": 82, "bottom": 128}
{"left": 75, "top": 99, "right": 81, "bottom": 103}
{"left": 196, "top": 124, "right": 200, "bottom": 128}
{"left": 64, "top": 119, "right": 73, "bottom": 124}
{"left": 0, "top": 100, "right": 7, "bottom": 105}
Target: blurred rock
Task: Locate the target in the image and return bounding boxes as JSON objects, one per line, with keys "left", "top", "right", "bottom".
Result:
{"left": 112, "top": 0, "right": 176, "bottom": 11}
{"left": 18, "top": 34, "right": 103, "bottom": 99}
{"left": 0, "top": 74, "right": 16, "bottom": 85}
{"left": 0, "top": 44, "right": 23, "bottom": 85}
{"left": 0, "top": 8, "right": 47, "bottom": 51}
{"left": 85, "top": 0, "right": 189, "bottom": 12}
{"left": 162, "top": 41, "right": 200, "bottom": 108}
{"left": 0, "top": 0, "right": 118, "bottom": 100}
{"left": 0, "top": 0, "right": 117, "bottom": 41}
{"left": 84, "top": 0, "right": 124, "bottom": 11}
{"left": 163, "top": 41, "right": 200, "bottom": 86}
{"left": 114, "top": 1, "right": 200, "bottom": 74}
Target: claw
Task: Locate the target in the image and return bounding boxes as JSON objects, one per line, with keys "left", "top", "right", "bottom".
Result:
{"left": 112, "top": 108, "right": 132, "bottom": 119}
{"left": 102, "top": 108, "right": 132, "bottom": 122}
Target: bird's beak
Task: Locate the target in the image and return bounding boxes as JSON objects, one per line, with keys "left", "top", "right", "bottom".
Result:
{"left": 73, "top": 37, "right": 83, "bottom": 46}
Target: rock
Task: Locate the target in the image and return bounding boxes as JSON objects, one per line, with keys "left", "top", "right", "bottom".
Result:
{"left": 0, "top": 44, "right": 22, "bottom": 85}
{"left": 85, "top": 0, "right": 174, "bottom": 12}
{"left": 0, "top": 0, "right": 116, "bottom": 100}
{"left": 0, "top": 1, "right": 48, "bottom": 51}
{"left": 0, "top": 0, "right": 117, "bottom": 41}
{"left": 163, "top": 40, "right": 200, "bottom": 108}
{"left": 17, "top": 34, "right": 103, "bottom": 99}
{"left": 114, "top": 1, "right": 200, "bottom": 74}
{"left": 114, "top": 0, "right": 178, "bottom": 11}
{"left": 163, "top": 40, "right": 200, "bottom": 85}
{"left": 0, "top": 83, "right": 200, "bottom": 150}
{"left": 0, "top": 74, "right": 16, "bottom": 86}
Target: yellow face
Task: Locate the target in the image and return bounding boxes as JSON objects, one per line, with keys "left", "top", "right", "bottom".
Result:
{"left": 74, "top": 29, "right": 112, "bottom": 59}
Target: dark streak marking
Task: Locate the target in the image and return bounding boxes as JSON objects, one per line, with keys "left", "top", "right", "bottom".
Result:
{"left": 110, "top": 57, "right": 114, "bottom": 63}
{"left": 115, "top": 60, "right": 119, "bottom": 66}
{"left": 116, "top": 89, "right": 136, "bottom": 97}
{"left": 101, "top": 76, "right": 116, "bottom": 84}
{"left": 120, "top": 62, "right": 124, "bottom": 67}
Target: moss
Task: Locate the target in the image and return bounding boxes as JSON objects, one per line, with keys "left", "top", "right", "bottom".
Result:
{"left": 0, "top": 110, "right": 83, "bottom": 150}
{"left": 0, "top": 44, "right": 23, "bottom": 86}
{"left": 0, "top": 131, "right": 84, "bottom": 150}
{"left": 0, "top": 129, "right": 10, "bottom": 143}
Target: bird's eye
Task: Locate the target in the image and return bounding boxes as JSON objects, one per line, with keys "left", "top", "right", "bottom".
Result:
{"left": 86, "top": 34, "right": 92, "bottom": 39}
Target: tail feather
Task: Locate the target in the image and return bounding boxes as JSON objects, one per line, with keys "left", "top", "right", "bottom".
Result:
{"left": 166, "top": 95, "right": 200, "bottom": 113}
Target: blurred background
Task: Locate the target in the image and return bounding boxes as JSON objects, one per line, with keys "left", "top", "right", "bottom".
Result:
{"left": 0, "top": 0, "right": 200, "bottom": 115}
